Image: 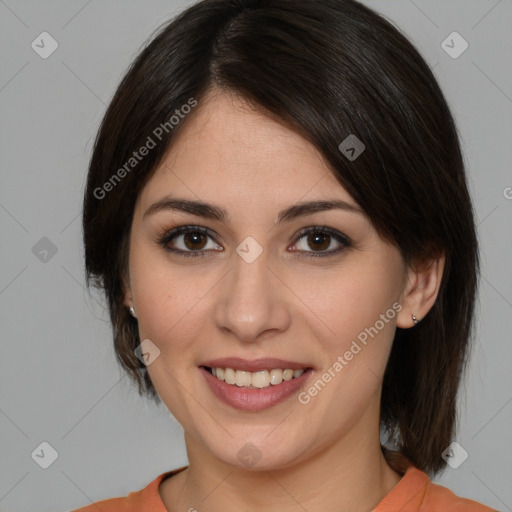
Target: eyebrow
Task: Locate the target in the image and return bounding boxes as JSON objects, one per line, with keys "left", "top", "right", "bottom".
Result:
{"left": 143, "top": 197, "right": 364, "bottom": 224}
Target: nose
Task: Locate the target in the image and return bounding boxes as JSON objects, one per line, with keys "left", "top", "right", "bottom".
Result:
{"left": 214, "top": 243, "right": 291, "bottom": 343}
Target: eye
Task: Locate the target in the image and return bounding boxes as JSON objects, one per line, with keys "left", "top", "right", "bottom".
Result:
{"left": 290, "top": 226, "right": 351, "bottom": 257}
{"left": 158, "top": 225, "right": 351, "bottom": 259}
{"left": 159, "top": 226, "right": 223, "bottom": 258}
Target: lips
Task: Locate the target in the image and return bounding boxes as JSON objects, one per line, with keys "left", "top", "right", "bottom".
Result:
{"left": 199, "top": 357, "right": 314, "bottom": 411}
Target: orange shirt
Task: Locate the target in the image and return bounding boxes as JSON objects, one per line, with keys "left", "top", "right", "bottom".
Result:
{"left": 71, "top": 464, "right": 498, "bottom": 512}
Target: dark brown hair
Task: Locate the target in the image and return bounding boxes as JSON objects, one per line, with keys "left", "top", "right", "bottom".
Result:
{"left": 83, "top": 0, "right": 479, "bottom": 476}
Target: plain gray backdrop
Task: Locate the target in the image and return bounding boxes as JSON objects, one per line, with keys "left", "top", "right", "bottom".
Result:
{"left": 0, "top": 1, "right": 511, "bottom": 511}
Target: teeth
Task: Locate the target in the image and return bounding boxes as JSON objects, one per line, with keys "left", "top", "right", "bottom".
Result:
{"left": 235, "top": 370, "right": 252, "bottom": 387}
{"left": 210, "top": 367, "right": 306, "bottom": 388}
{"left": 270, "top": 369, "right": 283, "bottom": 385}
{"left": 224, "top": 368, "right": 236, "bottom": 385}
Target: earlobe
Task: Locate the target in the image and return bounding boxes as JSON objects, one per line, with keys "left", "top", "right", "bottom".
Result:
{"left": 123, "top": 290, "right": 137, "bottom": 318}
{"left": 122, "top": 288, "right": 133, "bottom": 309}
{"left": 121, "top": 269, "right": 137, "bottom": 318}
{"left": 396, "top": 253, "right": 445, "bottom": 328}
{"left": 121, "top": 269, "right": 133, "bottom": 308}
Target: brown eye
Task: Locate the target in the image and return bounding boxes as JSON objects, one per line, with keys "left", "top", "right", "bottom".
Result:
{"left": 183, "top": 232, "right": 208, "bottom": 250}
{"left": 306, "top": 232, "right": 331, "bottom": 252}
{"left": 292, "top": 226, "right": 351, "bottom": 258}
{"left": 159, "top": 226, "right": 223, "bottom": 258}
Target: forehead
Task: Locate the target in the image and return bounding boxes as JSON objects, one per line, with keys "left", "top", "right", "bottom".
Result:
{"left": 137, "top": 91, "right": 356, "bottom": 217}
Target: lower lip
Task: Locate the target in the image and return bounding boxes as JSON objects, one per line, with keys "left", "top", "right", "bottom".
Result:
{"left": 200, "top": 367, "right": 313, "bottom": 412}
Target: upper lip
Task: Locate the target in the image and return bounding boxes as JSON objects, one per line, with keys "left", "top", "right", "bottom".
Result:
{"left": 200, "top": 357, "right": 313, "bottom": 372}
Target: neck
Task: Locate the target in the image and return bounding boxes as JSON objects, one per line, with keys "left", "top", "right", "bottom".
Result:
{"left": 161, "top": 404, "right": 402, "bottom": 512}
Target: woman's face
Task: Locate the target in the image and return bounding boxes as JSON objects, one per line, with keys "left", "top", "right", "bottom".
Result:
{"left": 125, "top": 90, "right": 411, "bottom": 470}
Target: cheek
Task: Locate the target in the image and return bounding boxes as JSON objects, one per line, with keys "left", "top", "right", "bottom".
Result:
{"left": 134, "top": 272, "right": 208, "bottom": 355}
{"left": 303, "top": 261, "right": 400, "bottom": 348}
{"left": 128, "top": 243, "right": 205, "bottom": 352}
{"left": 128, "top": 249, "right": 214, "bottom": 427}
{"left": 296, "top": 259, "right": 402, "bottom": 403}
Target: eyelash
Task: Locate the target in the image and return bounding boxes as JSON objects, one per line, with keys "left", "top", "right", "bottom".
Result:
{"left": 157, "top": 225, "right": 352, "bottom": 260}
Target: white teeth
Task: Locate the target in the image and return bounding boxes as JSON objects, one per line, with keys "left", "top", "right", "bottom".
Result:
{"left": 224, "top": 368, "right": 236, "bottom": 385}
{"left": 283, "top": 369, "right": 294, "bottom": 381}
{"left": 209, "top": 367, "right": 307, "bottom": 388}
{"left": 269, "top": 369, "right": 283, "bottom": 385}
{"left": 235, "top": 370, "right": 252, "bottom": 387}
{"left": 252, "top": 370, "right": 270, "bottom": 388}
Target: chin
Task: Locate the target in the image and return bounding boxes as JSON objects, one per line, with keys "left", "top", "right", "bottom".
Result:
{"left": 197, "top": 427, "right": 313, "bottom": 472}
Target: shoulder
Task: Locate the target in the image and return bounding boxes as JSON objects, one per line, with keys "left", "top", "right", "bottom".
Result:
{"left": 422, "top": 478, "right": 498, "bottom": 512}
{"left": 376, "top": 453, "right": 497, "bottom": 512}
{"left": 69, "top": 468, "right": 186, "bottom": 512}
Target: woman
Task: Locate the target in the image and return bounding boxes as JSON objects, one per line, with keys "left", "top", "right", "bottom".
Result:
{"left": 73, "top": 0, "right": 496, "bottom": 510}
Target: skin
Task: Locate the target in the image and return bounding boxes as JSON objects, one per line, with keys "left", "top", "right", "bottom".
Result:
{"left": 123, "top": 89, "right": 445, "bottom": 512}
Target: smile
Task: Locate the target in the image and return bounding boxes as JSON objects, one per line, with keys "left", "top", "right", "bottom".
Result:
{"left": 205, "top": 366, "right": 305, "bottom": 388}
{"left": 199, "top": 358, "right": 314, "bottom": 411}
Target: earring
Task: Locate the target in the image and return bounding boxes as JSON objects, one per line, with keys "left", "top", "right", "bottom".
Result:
{"left": 412, "top": 314, "right": 419, "bottom": 325}
{"left": 129, "top": 305, "right": 137, "bottom": 318}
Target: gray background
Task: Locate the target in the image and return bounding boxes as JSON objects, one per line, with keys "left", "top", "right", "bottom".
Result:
{"left": 0, "top": 1, "right": 511, "bottom": 510}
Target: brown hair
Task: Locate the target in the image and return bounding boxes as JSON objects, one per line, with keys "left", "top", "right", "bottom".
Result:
{"left": 83, "top": 0, "right": 479, "bottom": 476}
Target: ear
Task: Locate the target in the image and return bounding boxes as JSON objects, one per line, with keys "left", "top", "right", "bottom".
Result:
{"left": 396, "top": 253, "right": 445, "bottom": 328}
{"left": 122, "top": 289, "right": 133, "bottom": 309}
{"left": 121, "top": 272, "right": 133, "bottom": 309}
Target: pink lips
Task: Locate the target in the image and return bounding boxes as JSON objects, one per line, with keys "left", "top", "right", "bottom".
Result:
{"left": 199, "top": 358, "right": 313, "bottom": 412}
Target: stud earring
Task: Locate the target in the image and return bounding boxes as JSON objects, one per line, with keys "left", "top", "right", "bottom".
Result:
{"left": 412, "top": 314, "right": 419, "bottom": 325}
{"left": 129, "top": 305, "right": 137, "bottom": 318}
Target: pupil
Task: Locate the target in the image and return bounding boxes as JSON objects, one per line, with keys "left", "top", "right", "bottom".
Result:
{"left": 308, "top": 232, "right": 330, "bottom": 251}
